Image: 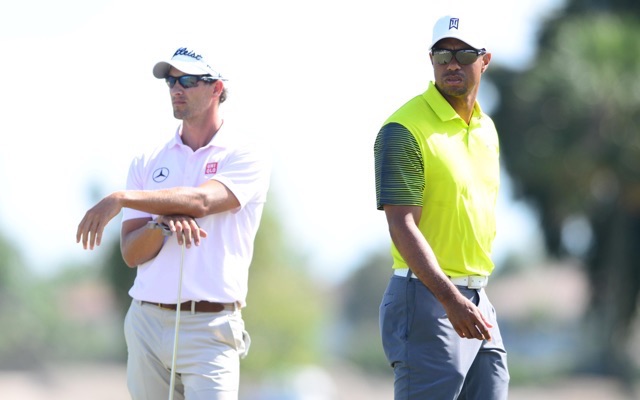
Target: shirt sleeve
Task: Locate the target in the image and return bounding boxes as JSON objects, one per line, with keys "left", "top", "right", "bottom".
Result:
{"left": 374, "top": 122, "right": 424, "bottom": 210}
{"left": 212, "top": 144, "right": 272, "bottom": 208}
{"left": 122, "top": 155, "right": 153, "bottom": 222}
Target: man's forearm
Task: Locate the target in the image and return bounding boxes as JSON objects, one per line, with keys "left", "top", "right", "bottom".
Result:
{"left": 115, "top": 188, "right": 209, "bottom": 218}
{"left": 389, "top": 223, "right": 461, "bottom": 304}
{"left": 116, "top": 180, "right": 240, "bottom": 218}
{"left": 120, "top": 220, "right": 166, "bottom": 267}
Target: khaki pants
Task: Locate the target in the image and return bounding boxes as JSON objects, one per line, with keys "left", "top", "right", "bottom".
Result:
{"left": 124, "top": 300, "right": 250, "bottom": 400}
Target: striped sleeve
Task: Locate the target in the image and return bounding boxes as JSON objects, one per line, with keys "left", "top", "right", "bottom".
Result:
{"left": 374, "top": 122, "right": 424, "bottom": 210}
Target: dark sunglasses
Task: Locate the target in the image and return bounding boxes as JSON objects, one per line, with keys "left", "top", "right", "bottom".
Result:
{"left": 165, "top": 75, "right": 217, "bottom": 89}
{"left": 431, "top": 48, "right": 487, "bottom": 65}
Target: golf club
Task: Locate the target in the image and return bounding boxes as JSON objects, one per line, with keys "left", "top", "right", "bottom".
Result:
{"left": 169, "top": 235, "right": 185, "bottom": 400}
{"left": 149, "top": 224, "right": 185, "bottom": 400}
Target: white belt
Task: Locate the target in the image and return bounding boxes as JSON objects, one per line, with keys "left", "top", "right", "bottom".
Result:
{"left": 393, "top": 268, "right": 488, "bottom": 289}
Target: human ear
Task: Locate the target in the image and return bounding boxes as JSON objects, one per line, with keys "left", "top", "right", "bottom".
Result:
{"left": 481, "top": 53, "right": 491, "bottom": 73}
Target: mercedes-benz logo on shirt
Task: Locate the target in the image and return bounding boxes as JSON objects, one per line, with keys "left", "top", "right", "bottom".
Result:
{"left": 153, "top": 167, "right": 170, "bottom": 182}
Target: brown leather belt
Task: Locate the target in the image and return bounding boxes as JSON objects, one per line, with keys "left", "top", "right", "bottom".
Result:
{"left": 141, "top": 300, "right": 238, "bottom": 313}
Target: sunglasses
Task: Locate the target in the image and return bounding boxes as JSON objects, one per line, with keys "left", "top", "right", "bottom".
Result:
{"left": 165, "top": 75, "right": 217, "bottom": 89}
{"left": 431, "top": 48, "right": 487, "bottom": 65}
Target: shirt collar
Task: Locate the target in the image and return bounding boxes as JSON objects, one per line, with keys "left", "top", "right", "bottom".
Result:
{"left": 423, "top": 81, "right": 483, "bottom": 122}
{"left": 168, "top": 120, "right": 230, "bottom": 149}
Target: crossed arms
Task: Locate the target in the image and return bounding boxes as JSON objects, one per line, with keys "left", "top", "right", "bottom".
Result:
{"left": 76, "top": 179, "right": 239, "bottom": 267}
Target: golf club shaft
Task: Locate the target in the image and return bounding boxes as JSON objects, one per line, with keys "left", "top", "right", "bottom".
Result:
{"left": 169, "top": 240, "right": 185, "bottom": 400}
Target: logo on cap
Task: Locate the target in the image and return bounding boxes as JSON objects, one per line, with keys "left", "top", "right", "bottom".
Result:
{"left": 173, "top": 47, "right": 203, "bottom": 61}
{"left": 449, "top": 18, "right": 459, "bottom": 30}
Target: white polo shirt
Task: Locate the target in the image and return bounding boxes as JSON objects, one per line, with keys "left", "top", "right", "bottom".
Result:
{"left": 122, "top": 121, "right": 271, "bottom": 307}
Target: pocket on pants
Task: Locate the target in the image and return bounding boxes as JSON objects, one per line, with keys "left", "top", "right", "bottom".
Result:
{"left": 210, "top": 313, "right": 250, "bottom": 359}
{"left": 380, "top": 280, "right": 408, "bottom": 365}
{"left": 239, "top": 329, "right": 251, "bottom": 359}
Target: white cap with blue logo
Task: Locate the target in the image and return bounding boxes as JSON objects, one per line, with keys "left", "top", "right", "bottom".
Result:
{"left": 153, "top": 47, "right": 227, "bottom": 80}
{"left": 430, "top": 15, "right": 486, "bottom": 50}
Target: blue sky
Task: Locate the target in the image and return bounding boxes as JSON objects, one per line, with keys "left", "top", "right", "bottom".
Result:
{"left": 0, "top": 0, "right": 562, "bottom": 282}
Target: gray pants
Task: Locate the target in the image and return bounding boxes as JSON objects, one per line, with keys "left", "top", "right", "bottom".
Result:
{"left": 124, "top": 300, "right": 250, "bottom": 400}
{"left": 380, "top": 274, "right": 509, "bottom": 400}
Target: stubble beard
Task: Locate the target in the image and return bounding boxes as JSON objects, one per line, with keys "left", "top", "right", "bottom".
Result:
{"left": 172, "top": 106, "right": 189, "bottom": 120}
{"left": 441, "top": 86, "right": 468, "bottom": 98}
{"left": 436, "top": 70, "right": 472, "bottom": 98}
{"left": 438, "top": 80, "right": 469, "bottom": 98}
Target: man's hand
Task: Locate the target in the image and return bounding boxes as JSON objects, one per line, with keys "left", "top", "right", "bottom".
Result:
{"left": 443, "top": 294, "right": 493, "bottom": 341}
{"left": 156, "top": 215, "right": 208, "bottom": 248}
{"left": 76, "top": 194, "right": 122, "bottom": 250}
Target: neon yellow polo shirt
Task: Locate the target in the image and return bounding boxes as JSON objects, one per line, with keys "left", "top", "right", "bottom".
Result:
{"left": 374, "top": 81, "right": 500, "bottom": 277}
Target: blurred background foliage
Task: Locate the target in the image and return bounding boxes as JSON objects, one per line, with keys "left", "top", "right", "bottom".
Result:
{"left": 489, "top": 0, "right": 640, "bottom": 384}
{"left": 1, "top": 0, "right": 639, "bottom": 397}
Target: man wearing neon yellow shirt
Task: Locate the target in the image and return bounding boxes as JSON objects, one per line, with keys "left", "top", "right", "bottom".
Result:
{"left": 374, "top": 14, "right": 510, "bottom": 399}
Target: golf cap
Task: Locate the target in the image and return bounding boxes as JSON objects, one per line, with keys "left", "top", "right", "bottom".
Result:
{"left": 153, "top": 46, "right": 227, "bottom": 80}
{"left": 430, "top": 15, "right": 485, "bottom": 50}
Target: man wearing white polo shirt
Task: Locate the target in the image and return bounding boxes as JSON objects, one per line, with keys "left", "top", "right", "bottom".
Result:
{"left": 76, "top": 46, "right": 271, "bottom": 399}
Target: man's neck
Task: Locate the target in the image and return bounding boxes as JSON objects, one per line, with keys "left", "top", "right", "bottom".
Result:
{"left": 446, "top": 96, "right": 475, "bottom": 124}
{"left": 435, "top": 83, "right": 479, "bottom": 124}
{"left": 181, "top": 115, "right": 223, "bottom": 151}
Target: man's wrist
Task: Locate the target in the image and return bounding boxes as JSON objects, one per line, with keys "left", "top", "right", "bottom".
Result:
{"left": 146, "top": 220, "right": 172, "bottom": 236}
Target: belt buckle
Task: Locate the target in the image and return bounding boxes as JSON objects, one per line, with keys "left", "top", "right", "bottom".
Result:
{"left": 157, "top": 303, "right": 174, "bottom": 310}
{"left": 467, "top": 276, "right": 486, "bottom": 289}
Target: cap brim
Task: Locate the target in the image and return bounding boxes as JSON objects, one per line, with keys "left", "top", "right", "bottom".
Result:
{"left": 152, "top": 60, "right": 215, "bottom": 79}
{"left": 430, "top": 34, "right": 483, "bottom": 50}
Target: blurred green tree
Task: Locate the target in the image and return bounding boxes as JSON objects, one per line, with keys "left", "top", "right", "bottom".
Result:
{"left": 242, "top": 199, "right": 327, "bottom": 375}
{"left": 0, "top": 231, "right": 120, "bottom": 367}
{"left": 332, "top": 251, "right": 392, "bottom": 375}
{"left": 0, "top": 233, "right": 43, "bottom": 369}
{"left": 489, "top": 1, "right": 640, "bottom": 379}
